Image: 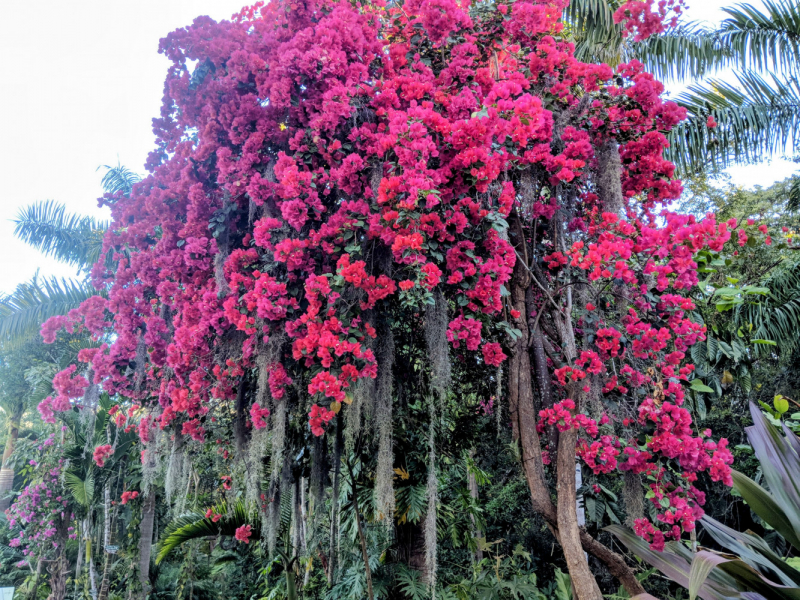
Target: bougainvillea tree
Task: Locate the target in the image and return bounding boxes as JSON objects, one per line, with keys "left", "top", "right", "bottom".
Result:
{"left": 6, "top": 434, "right": 74, "bottom": 599}
{"left": 35, "top": 0, "right": 743, "bottom": 597}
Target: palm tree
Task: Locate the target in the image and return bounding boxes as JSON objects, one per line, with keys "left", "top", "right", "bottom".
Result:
{"left": 0, "top": 163, "right": 139, "bottom": 344}
{"left": 565, "top": 0, "right": 800, "bottom": 176}
{"left": 0, "top": 163, "right": 138, "bottom": 510}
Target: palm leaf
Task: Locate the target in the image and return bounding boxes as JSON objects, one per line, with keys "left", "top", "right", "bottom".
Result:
{"left": 156, "top": 500, "right": 260, "bottom": 564}
{"left": 633, "top": 26, "right": 728, "bottom": 81}
{"left": 13, "top": 200, "right": 109, "bottom": 270}
{"left": 736, "top": 262, "right": 800, "bottom": 355}
{"left": 718, "top": 0, "right": 800, "bottom": 72}
{"left": 788, "top": 176, "right": 800, "bottom": 211}
{"left": 566, "top": 0, "right": 728, "bottom": 79}
{"left": 97, "top": 162, "right": 141, "bottom": 197}
{"left": 0, "top": 276, "right": 104, "bottom": 345}
{"left": 669, "top": 72, "right": 800, "bottom": 172}
{"left": 64, "top": 469, "right": 95, "bottom": 508}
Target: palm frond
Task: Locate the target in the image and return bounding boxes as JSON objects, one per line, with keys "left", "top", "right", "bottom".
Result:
{"left": 156, "top": 501, "right": 260, "bottom": 564}
{"left": 564, "top": 0, "right": 620, "bottom": 41}
{"left": 13, "top": 200, "right": 109, "bottom": 270}
{"left": 0, "top": 276, "right": 104, "bottom": 345}
{"left": 97, "top": 162, "right": 141, "bottom": 197}
{"left": 566, "top": 0, "right": 728, "bottom": 79}
{"left": 718, "top": 0, "right": 800, "bottom": 73}
{"left": 668, "top": 72, "right": 800, "bottom": 172}
{"left": 633, "top": 26, "right": 728, "bottom": 81}
{"left": 64, "top": 469, "right": 95, "bottom": 508}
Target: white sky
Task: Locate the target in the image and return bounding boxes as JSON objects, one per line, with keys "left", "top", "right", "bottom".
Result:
{"left": 0, "top": 0, "right": 794, "bottom": 295}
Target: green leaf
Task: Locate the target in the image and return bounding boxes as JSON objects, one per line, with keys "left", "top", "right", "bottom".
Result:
{"left": 743, "top": 286, "right": 771, "bottom": 295}
{"left": 713, "top": 287, "right": 741, "bottom": 296}
{"left": 688, "top": 552, "right": 719, "bottom": 600}
{"left": 731, "top": 469, "right": 800, "bottom": 549}
{"left": 156, "top": 500, "right": 260, "bottom": 564}
{"left": 64, "top": 470, "right": 94, "bottom": 508}
{"left": 775, "top": 395, "right": 790, "bottom": 414}
{"left": 690, "top": 379, "right": 714, "bottom": 393}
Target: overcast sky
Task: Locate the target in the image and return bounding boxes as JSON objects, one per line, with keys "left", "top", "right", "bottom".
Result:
{"left": 0, "top": 0, "right": 794, "bottom": 295}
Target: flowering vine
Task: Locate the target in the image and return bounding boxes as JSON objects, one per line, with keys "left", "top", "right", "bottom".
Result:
{"left": 31, "top": 0, "right": 759, "bottom": 590}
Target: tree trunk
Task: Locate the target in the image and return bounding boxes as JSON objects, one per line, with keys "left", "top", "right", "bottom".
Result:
{"left": 75, "top": 526, "right": 84, "bottom": 600}
{"left": 596, "top": 141, "right": 624, "bottom": 215}
{"left": 28, "top": 559, "right": 42, "bottom": 600}
{"left": 47, "top": 517, "right": 71, "bottom": 600}
{"left": 506, "top": 211, "right": 645, "bottom": 598}
{"left": 467, "top": 450, "right": 483, "bottom": 563}
{"left": 138, "top": 490, "right": 156, "bottom": 598}
{"left": 87, "top": 512, "right": 98, "bottom": 600}
{"left": 348, "top": 461, "right": 374, "bottom": 600}
{"left": 327, "top": 420, "right": 343, "bottom": 586}
{"left": 0, "top": 409, "right": 22, "bottom": 512}
{"left": 98, "top": 485, "right": 112, "bottom": 600}
{"left": 557, "top": 427, "right": 602, "bottom": 599}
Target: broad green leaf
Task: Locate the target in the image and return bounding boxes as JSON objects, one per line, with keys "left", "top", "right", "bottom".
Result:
{"left": 690, "top": 379, "right": 714, "bottom": 393}
{"left": 713, "top": 287, "right": 740, "bottom": 296}
{"left": 743, "top": 286, "right": 770, "bottom": 295}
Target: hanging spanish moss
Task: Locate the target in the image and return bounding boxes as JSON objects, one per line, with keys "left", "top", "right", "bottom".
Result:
{"left": 133, "top": 336, "right": 147, "bottom": 393}
{"left": 80, "top": 368, "right": 100, "bottom": 457}
{"left": 345, "top": 373, "right": 373, "bottom": 451}
{"left": 141, "top": 426, "right": 163, "bottom": 495}
{"left": 309, "top": 433, "right": 327, "bottom": 537}
{"left": 214, "top": 237, "right": 230, "bottom": 298}
{"left": 374, "top": 317, "right": 395, "bottom": 529}
{"left": 255, "top": 354, "right": 270, "bottom": 410}
{"left": 328, "top": 418, "right": 343, "bottom": 586}
{"left": 234, "top": 376, "right": 249, "bottom": 460}
{"left": 424, "top": 397, "right": 438, "bottom": 594}
{"left": 173, "top": 457, "right": 193, "bottom": 516}
{"left": 244, "top": 427, "right": 269, "bottom": 509}
{"left": 518, "top": 169, "right": 537, "bottom": 218}
{"left": 370, "top": 164, "right": 383, "bottom": 197}
{"left": 270, "top": 399, "right": 287, "bottom": 483}
{"left": 164, "top": 436, "right": 185, "bottom": 507}
{"left": 266, "top": 399, "right": 288, "bottom": 555}
{"left": 596, "top": 140, "right": 623, "bottom": 214}
{"left": 425, "top": 288, "right": 451, "bottom": 404}
{"left": 291, "top": 477, "right": 308, "bottom": 558}
{"left": 495, "top": 364, "right": 503, "bottom": 438}
{"left": 623, "top": 471, "right": 644, "bottom": 528}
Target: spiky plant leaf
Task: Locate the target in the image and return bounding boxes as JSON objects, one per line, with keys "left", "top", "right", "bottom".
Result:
{"left": 718, "top": 0, "right": 800, "bottom": 72}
